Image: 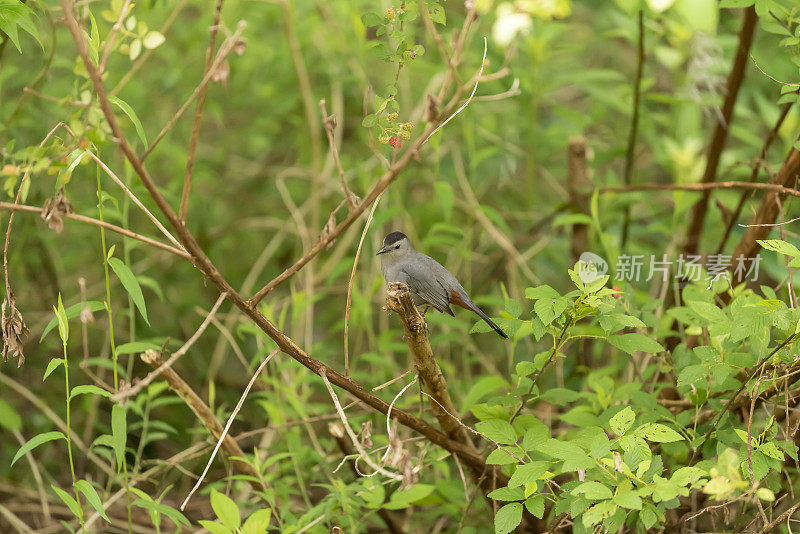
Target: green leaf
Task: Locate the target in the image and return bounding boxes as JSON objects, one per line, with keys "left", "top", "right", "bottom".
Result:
{"left": 210, "top": 490, "right": 241, "bottom": 529}
{"left": 719, "top": 0, "right": 754, "bottom": 6}
{"left": 635, "top": 423, "right": 683, "bottom": 443}
{"left": 758, "top": 441, "right": 785, "bottom": 461}
{"left": 476, "top": 419, "right": 518, "bottom": 445}
{"left": 55, "top": 294, "right": 69, "bottom": 343}
{"left": 132, "top": 499, "right": 191, "bottom": 526}
{"left": 609, "top": 406, "right": 635, "bottom": 436}
{"left": 12, "top": 431, "right": 66, "bottom": 466}
{"left": 0, "top": 0, "right": 43, "bottom": 53}
{"left": 51, "top": 484, "right": 82, "bottom": 520}
{"left": 41, "top": 301, "right": 105, "bottom": 341}
{"left": 495, "top": 502, "right": 523, "bottom": 534}
{"left": 608, "top": 333, "right": 664, "bottom": 355}
{"left": 109, "top": 96, "right": 148, "bottom": 149}
{"left": 43, "top": 357, "right": 64, "bottom": 381}
{"left": 242, "top": 509, "right": 271, "bottom": 534}
{"left": 572, "top": 481, "right": 613, "bottom": 500}
{"left": 487, "top": 486, "right": 525, "bottom": 501}
{"left": 486, "top": 447, "right": 519, "bottom": 465}
{"left": 197, "top": 521, "right": 233, "bottom": 534}
{"left": 362, "top": 113, "right": 378, "bottom": 127}
{"left": 75, "top": 480, "right": 109, "bottom": 522}
{"left": 142, "top": 30, "right": 165, "bottom": 49}
{"left": 508, "top": 461, "right": 550, "bottom": 488}
{"left": 108, "top": 257, "right": 149, "bottom": 325}
{"left": 613, "top": 490, "right": 642, "bottom": 510}
{"left": 427, "top": 2, "right": 446, "bottom": 25}
{"left": 384, "top": 484, "right": 435, "bottom": 509}
{"left": 70, "top": 384, "right": 112, "bottom": 400}
{"left": 111, "top": 404, "right": 127, "bottom": 471}
{"left": 115, "top": 341, "right": 161, "bottom": 355}
{"left": 525, "top": 494, "right": 545, "bottom": 518}
{"left": 463, "top": 376, "right": 508, "bottom": 409}
{"left": 758, "top": 239, "right": 800, "bottom": 258}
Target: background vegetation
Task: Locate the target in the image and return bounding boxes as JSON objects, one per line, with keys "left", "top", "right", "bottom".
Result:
{"left": 2, "top": 0, "right": 800, "bottom": 532}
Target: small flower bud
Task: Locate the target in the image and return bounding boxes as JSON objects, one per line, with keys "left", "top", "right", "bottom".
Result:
{"left": 378, "top": 135, "right": 390, "bottom": 144}
{"left": 387, "top": 112, "right": 398, "bottom": 122}
{"left": 386, "top": 8, "right": 395, "bottom": 21}
{"left": 401, "top": 122, "right": 414, "bottom": 131}
{"left": 389, "top": 136, "right": 401, "bottom": 148}
{"left": 399, "top": 131, "right": 411, "bottom": 140}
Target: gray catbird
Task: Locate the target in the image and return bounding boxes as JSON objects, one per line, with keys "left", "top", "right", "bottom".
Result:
{"left": 377, "top": 232, "right": 508, "bottom": 338}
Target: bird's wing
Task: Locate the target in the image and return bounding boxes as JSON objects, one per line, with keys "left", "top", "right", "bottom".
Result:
{"left": 399, "top": 263, "right": 454, "bottom": 316}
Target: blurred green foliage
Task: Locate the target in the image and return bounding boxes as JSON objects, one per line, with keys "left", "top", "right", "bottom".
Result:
{"left": 3, "top": 0, "right": 800, "bottom": 531}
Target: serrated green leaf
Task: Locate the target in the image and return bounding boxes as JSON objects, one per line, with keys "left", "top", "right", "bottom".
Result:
{"left": 494, "top": 502, "right": 523, "bottom": 534}
{"left": 609, "top": 406, "right": 635, "bottom": 436}
{"left": 608, "top": 333, "right": 663, "bottom": 355}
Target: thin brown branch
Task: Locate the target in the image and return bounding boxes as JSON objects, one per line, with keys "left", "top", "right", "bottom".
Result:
{"left": 601, "top": 181, "right": 800, "bottom": 198}
{"left": 729, "top": 147, "right": 800, "bottom": 283}
{"left": 180, "top": 0, "right": 225, "bottom": 223}
{"left": 716, "top": 99, "right": 795, "bottom": 254}
{"left": 0, "top": 202, "right": 191, "bottom": 259}
{"left": 98, "top": 0, "right": 133, "bottom": 72}
{"left": 620, "top": 9, "right": 645, "bottom": 247}
{"left": 319, "top": 99, "right": 356, "bottom": 208}
{"left": 683, "top": 6, "right": 757, "bottom": 255}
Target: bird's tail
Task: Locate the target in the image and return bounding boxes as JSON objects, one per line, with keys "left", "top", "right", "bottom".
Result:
{"left": 472, "top": 305, "right": 508, "bottom": 339}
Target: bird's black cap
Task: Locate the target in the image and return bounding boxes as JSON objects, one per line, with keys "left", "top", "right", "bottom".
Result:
{"left": 383, "top": 232, "right": 407, "bottom": 246}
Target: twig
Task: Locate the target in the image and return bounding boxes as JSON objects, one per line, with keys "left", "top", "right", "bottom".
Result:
{"left": 716, "top": 99, "right": 794, "bottom": 254}
{"left": 421, "top": 36, "right": 487, "bottom": 146}
{"left": 601, "top": 181, "right": 800, "bottom": 198}
{"left": 756, "top": 501, "right": 800, "bottom": 534}
{"left": 180, "top": 0, "right": 226, "bottom": 223}
{"left": 683, "top": 6, "right": 757, "bottom": 255}
{"left": 343, "top": 191, "right": 383, "bottom": 376}
{"left": 112, "top": 293, "right": 227, "bottom": 402}
{"left": 620, "top": 9, "right": 645, "bottom": 248}
{"left": 143, "top": 22, "right": 246, "bottom": 160}
{"left": 372, "top": 369, "right": 414, "bottom": 391}
{"left": 320, "top": 370, "right": 404, "bottom": 481}
{"left": 134, "top": 348, "right": 264, "bottom": 493}
{"left": 110, "top": 0, "right": 189, "bottom": 96}
{"left": 87, "top": 150, "right": 186, "bottom": 251}
{"left": 0, "top": 202, "right": 190, "bottom": 260}
{"left": 750, "top": 53, "right": 800, "bottom": 86}
{"left": 98, "top": 0, "right": 133, "bottom": 72}
{"left": 319, "top": 99, "right": 356, "bottom": 208}
{"left": 181, "top": 349, "right": 278, "bottom": 509}
{"left": 741, "top": 216, "right": 800, "bottom": 228}
{"left": 3, "top": 122, "right": 68, "bottom": 304}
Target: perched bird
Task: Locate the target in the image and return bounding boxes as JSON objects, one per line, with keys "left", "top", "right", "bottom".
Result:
{"left": 377, "top": 231, "right": 508, "bottom": 339}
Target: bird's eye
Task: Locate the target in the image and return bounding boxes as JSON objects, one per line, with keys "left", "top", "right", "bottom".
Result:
{"left": 395, "top": 245, "right": 400, "bottom": 249}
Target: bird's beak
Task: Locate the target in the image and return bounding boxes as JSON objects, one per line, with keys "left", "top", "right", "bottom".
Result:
{"left": 376, "top": 246, "right": 388, "bottom": 256}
